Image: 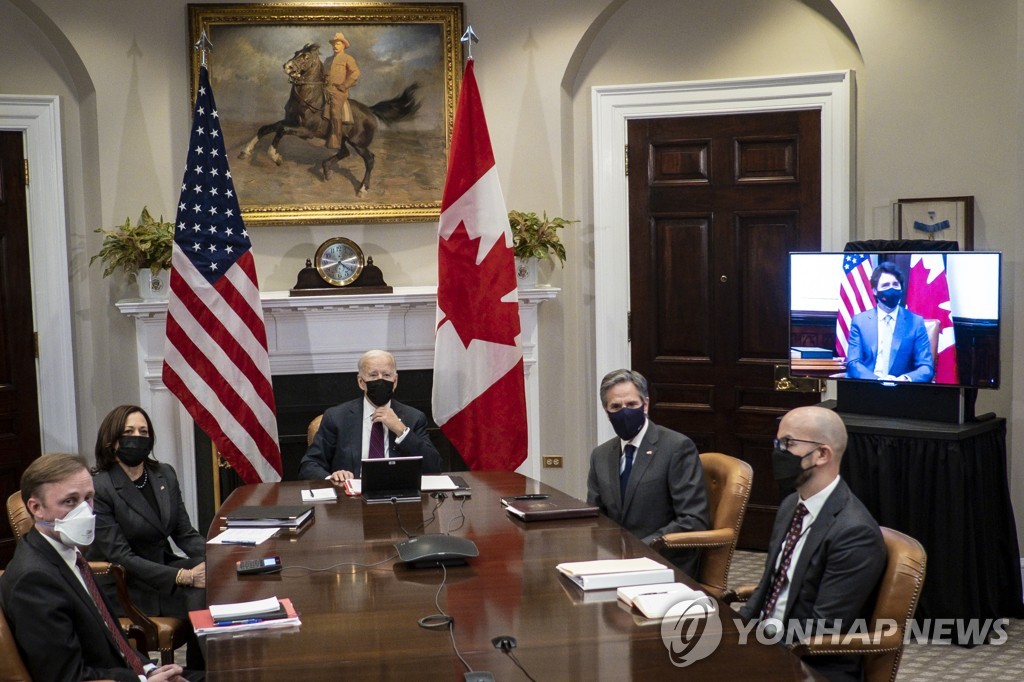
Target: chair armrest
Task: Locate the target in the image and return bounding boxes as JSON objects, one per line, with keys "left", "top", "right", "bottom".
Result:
{"left": 655, "top": 528, "right": 733, "bottom": 550}
{"left": 88, "top": 561, "right": 159, "bottom": 645}
{"left": 721, "top": 583, "right": 757, "bottom": 604}
{"left": 790, "top": 630, "right": 903, "bottom": 657}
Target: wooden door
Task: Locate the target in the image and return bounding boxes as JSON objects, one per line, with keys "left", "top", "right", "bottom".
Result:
{"left": 628, "top": 111, "right": 822, "bottom": 549}
{"left": 0, "top": 131, "right": 41, "bottom": 565}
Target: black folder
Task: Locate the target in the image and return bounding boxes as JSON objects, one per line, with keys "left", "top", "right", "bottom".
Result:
{"left": 225, "top": 505, "right": 314, "bottom": 528}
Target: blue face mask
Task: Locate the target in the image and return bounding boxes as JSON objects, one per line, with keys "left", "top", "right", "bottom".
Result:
{"left": 607, "top": 405, "right": 646, "bottom": 441}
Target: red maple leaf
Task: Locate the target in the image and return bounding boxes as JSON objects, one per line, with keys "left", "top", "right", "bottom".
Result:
{"left": 438, "top": 220, "right": 520, "bottom": 347}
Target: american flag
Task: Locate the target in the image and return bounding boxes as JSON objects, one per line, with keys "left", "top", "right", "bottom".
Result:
{"left": 834, "top": 253, "right": 876, "bottom": 358}
{"left": 161, "top": 66, "right": 282, "bottom": 483}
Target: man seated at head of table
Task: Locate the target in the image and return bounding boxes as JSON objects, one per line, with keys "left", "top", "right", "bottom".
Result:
{"left": 740, "top": 405, "right": 886, "bottom": 682}
{"left": 299, "top": 349, "right": 442, "bottom": 484}
{"left": 586, "top": 368, "right": 710, "bottom": 576}
{"left": 0, "top": 453, "right": 190, "bottom": 682}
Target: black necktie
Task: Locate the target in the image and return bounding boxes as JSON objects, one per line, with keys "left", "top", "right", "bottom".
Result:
{"left": 619, "top": 444, "right": 636, "bottom": 501}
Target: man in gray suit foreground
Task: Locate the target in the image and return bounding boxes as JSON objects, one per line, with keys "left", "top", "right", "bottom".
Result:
{"left": 586, "top": 369, "right": 709, "bottom": 575}
{"left": 741, "top": 405, "right": 885, "bottom": 682}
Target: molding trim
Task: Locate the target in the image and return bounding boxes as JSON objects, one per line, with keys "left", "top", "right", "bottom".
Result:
{"left": 591, "top": 71, "right": 854, "bottom": 442}
{"left": 0, "top": 94, "right": 79, "bottom": 453}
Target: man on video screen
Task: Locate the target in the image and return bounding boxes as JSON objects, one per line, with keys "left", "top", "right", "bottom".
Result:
{"left": 845, "top": 262, "right": 935, "bottom": 382}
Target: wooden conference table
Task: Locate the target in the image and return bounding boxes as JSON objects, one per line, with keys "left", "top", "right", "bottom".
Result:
{"left": 205, "top": 472, "right": 819, "bottom": 680}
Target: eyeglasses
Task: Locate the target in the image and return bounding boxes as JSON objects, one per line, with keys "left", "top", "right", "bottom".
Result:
{"left": 362, "top": 371, "right": 396, "bottom": 381}
{"left": 774, "top": 437, "right": 823, "bottom": 452}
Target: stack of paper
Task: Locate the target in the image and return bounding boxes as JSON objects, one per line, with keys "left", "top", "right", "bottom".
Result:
{"left": 617, "top": 582, "right": 716, "bottom": 619}
{"left": 556, "top": 557, "right": 675, "bottom": 591}
{"left": 190, "top": 596, "right": 301, "bottom": 635}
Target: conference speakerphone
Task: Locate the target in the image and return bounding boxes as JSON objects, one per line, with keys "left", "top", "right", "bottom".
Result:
{"left": 395, "top": 534, "right": 479, "bottom": 568}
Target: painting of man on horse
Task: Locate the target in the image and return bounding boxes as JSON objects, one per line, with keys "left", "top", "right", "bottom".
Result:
{"left": 238, "top": 41, "right": 420, "bottom": 197}
{"left": 194, "top": 17, "right": 457, "bottom": 222}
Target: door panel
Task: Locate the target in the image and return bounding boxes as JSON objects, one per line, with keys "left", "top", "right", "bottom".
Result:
{"left": 628, "top": 111, "right": 822, "bottom": 550}
{"left": 0, "top": 131, "right": 41, "bottom": 566}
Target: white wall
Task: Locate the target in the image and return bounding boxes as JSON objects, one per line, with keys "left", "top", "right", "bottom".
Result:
{"left": 4, "top": 0, "right": 1024, "bottom": 542}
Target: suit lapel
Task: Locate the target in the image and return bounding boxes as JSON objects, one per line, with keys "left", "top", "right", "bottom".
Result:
{"left": 889, "top": 308, "right": 909, "bottom": 371}
{"left": 862, "top": 309, "right": 879, "bottom": 365}
{"left": 344, "top": 400, "right": 363, "bottom": 466}
{"left": 784, "top": 480, "right": 849, "bottom": 620}
{"left": 149, "top": 466, "right": 172, "bottom": 527}
{"left": 25, "top": 532, "right": 118, "bottom": 647}
{"left": 109, "top": 466, "right": 165, "bottom": 535}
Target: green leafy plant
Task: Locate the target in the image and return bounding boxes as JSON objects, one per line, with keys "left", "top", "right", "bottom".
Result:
{"left": 90, "top": 207, "right": 174, "bottom": 278}
{"left": 507, "top": 210, "right": 574, "bottom": 265}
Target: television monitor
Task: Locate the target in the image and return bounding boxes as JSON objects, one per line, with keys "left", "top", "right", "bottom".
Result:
{"left": 788, "top": 251, "right": 1001, "bottom": 390}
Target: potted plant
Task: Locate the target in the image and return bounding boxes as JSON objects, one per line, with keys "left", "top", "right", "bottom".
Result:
{"left": 91, "top": 207, "right": 174, "bottom": 300}
{"left": 508, "top": 210, "right": 574, "bottom": 286}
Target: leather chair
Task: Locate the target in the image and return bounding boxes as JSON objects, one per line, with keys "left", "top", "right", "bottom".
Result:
{"left": 727, "top": 526, "right": 926, "bottom": 682}
{"left": 653, "top": 452, "right": 753, "bottom": 597}
{"left": 923, "top": 318, "right": 940, "bottom": 364}
{"left": 5, "top": 491, "right": 188, "bottom": 665}
{"left": 0, "top": 571, "right": 32, "bottom": 682}
{"left": 307, "top": 414, "right": 324, "bottom": 446}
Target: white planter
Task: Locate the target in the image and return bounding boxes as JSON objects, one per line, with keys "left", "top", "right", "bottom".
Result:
{"left": 516, "top": 258, "right": 538, "bottom": 288}
{"left": 136, "top": 269, "right": 170, "bottom": 300}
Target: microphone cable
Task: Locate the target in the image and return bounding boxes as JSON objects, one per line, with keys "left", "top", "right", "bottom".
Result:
{"left": 445, "top": 496, "right": 468, "bottom": 534}
{"left": 416, "top": 564, "right": 474, "bottom": 675}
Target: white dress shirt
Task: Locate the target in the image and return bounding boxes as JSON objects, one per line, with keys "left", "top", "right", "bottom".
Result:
{"left": 872, "top": 305, "right": 900, "bottom": 377}
{"left": 360, "top": 397, "right": 409, "bottom": 458}
{"left": 767, "top": 475, "right": 842, "bottom": 621}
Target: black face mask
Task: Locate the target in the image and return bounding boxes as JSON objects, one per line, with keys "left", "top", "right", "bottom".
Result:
{"left": 771, "top": 447, "right": 817, "bottom": 492}
{"left": 117, "top": 435, "right": 153, "bottom": 467}
{"left": 875, "top": 287, "right": 902, "bottom": 309}
{"left": 365, "top": 379, "right": 395, "bottom": 407}
{"left": 607, "top": 405, "right": 646, "bottom": 441}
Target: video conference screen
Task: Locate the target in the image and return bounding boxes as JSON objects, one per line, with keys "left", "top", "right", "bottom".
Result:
{"left": 789, "top": 251, "right": 1001, "bottom": 389}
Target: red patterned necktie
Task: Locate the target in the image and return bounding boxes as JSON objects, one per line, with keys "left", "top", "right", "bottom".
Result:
{"left": 760, "top": 503, "right": 809, "bottom": 620}
{"left": 369, "top": 420, "right": 385, "bottom": 458}
{"left": 74, "top": 552, "right": 146, "bottom": 675}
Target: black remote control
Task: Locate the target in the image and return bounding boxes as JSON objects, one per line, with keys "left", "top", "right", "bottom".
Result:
{"left": 236, "top": 556, "right": 283, "bottom": 575}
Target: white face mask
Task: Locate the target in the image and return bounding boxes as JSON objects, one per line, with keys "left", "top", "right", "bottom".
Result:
{"left": 41, "top": 499, "right": 96, "bottom": 548}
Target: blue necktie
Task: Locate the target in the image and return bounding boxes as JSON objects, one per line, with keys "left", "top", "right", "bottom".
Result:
{"left": 620, "top": 444, "right": 636, "bottom": 501}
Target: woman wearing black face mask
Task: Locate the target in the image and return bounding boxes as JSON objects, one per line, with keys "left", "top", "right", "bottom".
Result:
{"left": 88, "top": 405, "right": 207, "bottom": 670}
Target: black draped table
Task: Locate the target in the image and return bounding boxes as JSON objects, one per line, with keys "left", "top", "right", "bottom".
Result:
{"left": 837, "top": 412, "right": 1024, "bottom": 626}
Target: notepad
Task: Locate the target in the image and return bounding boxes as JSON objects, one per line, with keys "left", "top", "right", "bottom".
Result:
{"left": 301, "top": 487, "right": 338, "bottom": 502}
{"left": 616, "top": 582, "right": 715, "bottom": 619}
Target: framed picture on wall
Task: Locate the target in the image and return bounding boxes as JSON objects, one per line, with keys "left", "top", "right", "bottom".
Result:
{"left": 895, "top": 196, "right": 975, "bottom": 250}
{"left": 188, "top": 3, "right": 464, "bottom": 225}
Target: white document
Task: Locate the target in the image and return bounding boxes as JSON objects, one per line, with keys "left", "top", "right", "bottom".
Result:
{"left": 207, "top": 527, "right": 279, "bottom": 546}
{"left": 557, "top": 557, "right": 675, "bottom": 591}
{"left": 557, "top": 557, "right": 667, "bottom": 576}
{"left": 421, "top": 475, "right": 458, "bottom": 491}
{"left": 209, "top": 596, "right": 282, "bottom": 621}
{"left": 301, "top": 487, "right": 338, "bottom": 502}
{"left": 616, "top": 582, "right": 715, "bottom": 619}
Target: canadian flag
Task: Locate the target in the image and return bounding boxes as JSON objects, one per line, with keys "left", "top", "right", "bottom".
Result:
{"left": 432, "top": 60, "right": 527, "bottom": 470}
{"left": 906, "top": 254, "right": 958, "bottom": 384}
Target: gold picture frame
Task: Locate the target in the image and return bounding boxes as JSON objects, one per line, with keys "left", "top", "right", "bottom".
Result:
{"left": 895, "top": 196, "right": 975, "bottom": 250}
{"left": 188, "top": 3, "right": 464, "bottom": 225}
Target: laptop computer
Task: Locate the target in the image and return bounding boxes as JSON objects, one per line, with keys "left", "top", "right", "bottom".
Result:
{"left": 360, "top": 456, "right": 423, "bottom": 503}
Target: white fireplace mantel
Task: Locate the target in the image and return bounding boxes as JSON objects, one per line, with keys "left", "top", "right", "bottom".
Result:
{"left": 117, "top": 286, "right": 559, "bottom": 519}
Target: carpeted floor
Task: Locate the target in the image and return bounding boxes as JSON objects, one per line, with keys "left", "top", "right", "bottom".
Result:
{"left": 728, "top": 550, "right": 1023, "bottom": 680}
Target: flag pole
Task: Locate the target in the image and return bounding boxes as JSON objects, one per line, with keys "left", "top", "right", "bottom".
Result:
{"left": 460, "top": 25, "right": 479, "bottom": 60}
{"left": 194, "top": 30, "right": 213, "bottom": 68}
